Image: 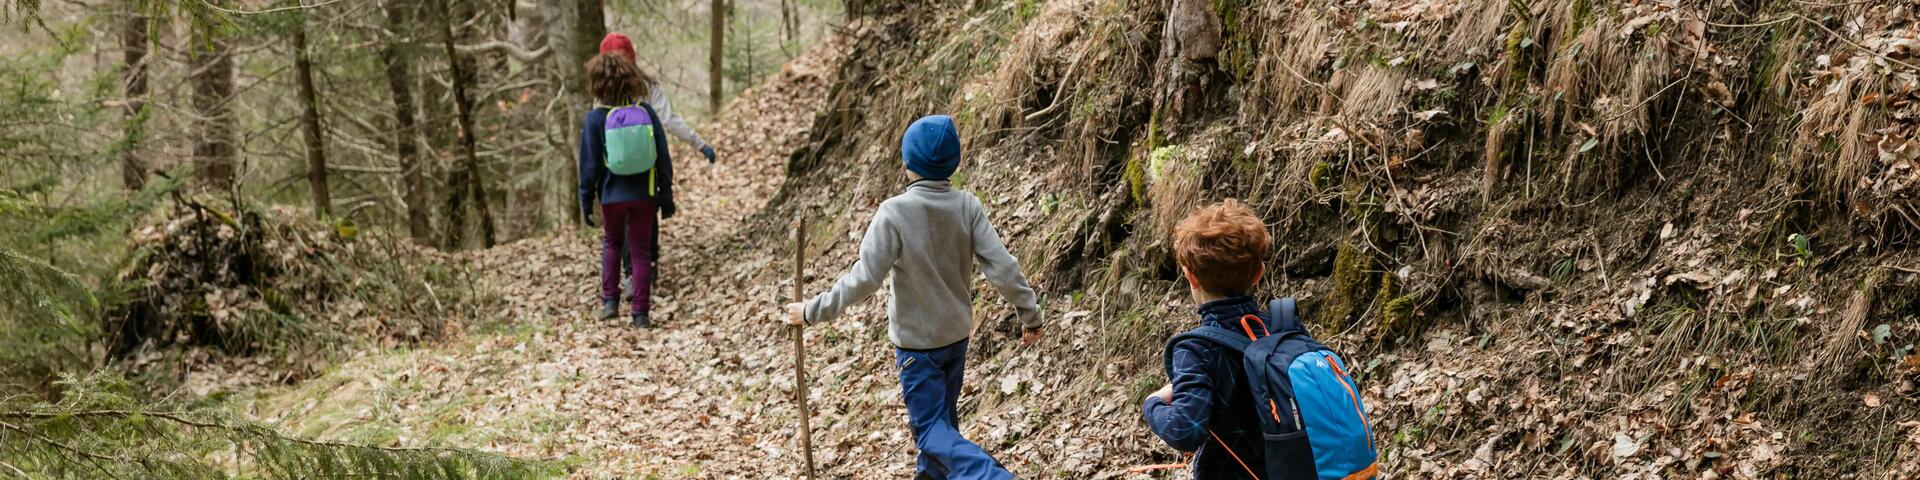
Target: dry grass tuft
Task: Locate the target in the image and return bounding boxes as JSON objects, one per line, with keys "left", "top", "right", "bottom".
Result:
{"left": 1608, "top": 37, "right": 1669, "bottom": 143}
{"left": 1793, "top": 69, "right": 1891, "bottom": 198}
{"left": 1437, "top": 0, "right": 1511, "bottom": 61}
{"left": 1252, "top": 4, "right": 1333, "bottom": 117}
{"left": 1483, "top": 112, "right": 1517, "bottom": 204}
{"left": 1049, "top": 0, "right": 1155, "bottom": 184}
{"left": 1558, "top": 24, "right": 1670, "bottom": 196}
{"left": 1543, "top": 13, "right": 1629, "bottom": 132}
{"left": 983, "top": 0, "right": 1095, "bottom": 136}
{"left": 1759, "top": 22, "right": 1804, "bottom": 105}
{"left": 1327, "top": 65, "right": 1407, "bottom": 126}
{"left": 1250, "top": 119, "right": 1343, "bottom": 224}
{"left": 1810, "top": 268, "right": 1886, "bottom": 381}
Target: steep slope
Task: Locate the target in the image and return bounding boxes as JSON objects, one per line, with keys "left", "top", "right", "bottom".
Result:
{"left": 763, "top": 0, "right": 1920, "bottom": 478}
{"left": 238, "top": 1, "right": 1920, "bottom": 478}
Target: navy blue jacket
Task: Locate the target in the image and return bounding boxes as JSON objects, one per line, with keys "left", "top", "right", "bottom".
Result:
{"left": 578, "top": 105, "right": 675, "bottom": 219}
{"left": 1143, "top": 296, "right": 1268, "bottom": 479}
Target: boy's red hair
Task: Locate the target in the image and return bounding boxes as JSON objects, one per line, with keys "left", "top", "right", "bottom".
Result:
{"left": 1174, "top": 199, "right": 1270, "bottom": 296}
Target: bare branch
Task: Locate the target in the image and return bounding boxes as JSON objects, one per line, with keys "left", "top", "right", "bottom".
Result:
{"left": 199, "top": 0, "right": 343, "bottom": 15}
{"left": 456, "top": 40, "right": 549, "bottom": 62}
{"left": 0, "top": 419, "right": 125, "bottom": 463}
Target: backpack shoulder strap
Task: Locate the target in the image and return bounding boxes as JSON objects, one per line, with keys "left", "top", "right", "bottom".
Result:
{"left": 1164, "top": 326, "right": 1252, "bottom": 377}
{"left": 1267, "top": 297, "right": 1304, "bottom": 334}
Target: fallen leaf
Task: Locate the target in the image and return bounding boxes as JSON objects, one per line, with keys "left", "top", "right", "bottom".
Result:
{"left": 1611, "top": 432, "right": 1641, "bottom": 459}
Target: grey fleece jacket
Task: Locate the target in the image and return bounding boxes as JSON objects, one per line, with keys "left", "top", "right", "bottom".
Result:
{"left": 643, "top": 83, "right": 707, "bottom": 150}
{"left": 802, "top": 180, "right": 1042, "bottom": 350}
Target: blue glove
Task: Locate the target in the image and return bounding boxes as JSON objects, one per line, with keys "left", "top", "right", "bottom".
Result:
{"left": 700, "top": 144, "right": 716, "bottom": 164}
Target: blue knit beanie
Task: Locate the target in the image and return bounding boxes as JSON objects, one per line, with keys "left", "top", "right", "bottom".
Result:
{"left": 901, "top": 115, "right": 961, "bottom": 180}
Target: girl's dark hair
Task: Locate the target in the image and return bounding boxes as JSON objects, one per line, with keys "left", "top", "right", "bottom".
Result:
{"left": 585, "top": 53, "right": 654, "bottom": 105}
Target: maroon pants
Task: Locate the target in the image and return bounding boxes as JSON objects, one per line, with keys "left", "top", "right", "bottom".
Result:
{"left": 600, "top": 199, "right": 657, "bottom": 314}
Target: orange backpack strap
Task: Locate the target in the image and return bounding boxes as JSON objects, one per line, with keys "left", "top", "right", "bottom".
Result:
{"left": 1238, "top": 314, "right": 1270, "bottom": 341}
{"left": 1208, "top": 429, "right": 1261, "bottom": 479}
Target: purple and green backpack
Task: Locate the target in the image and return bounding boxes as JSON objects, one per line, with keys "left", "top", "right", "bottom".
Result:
{"left": 603, "top": 103, "right": 660, "bottom": 192}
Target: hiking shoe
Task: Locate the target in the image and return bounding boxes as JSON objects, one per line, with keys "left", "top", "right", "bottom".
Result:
{"left": 598, "top": 300, "right": 619, "bottom": 320}
{"left": 631, "top": 313, "right": 652, "bottom": 329}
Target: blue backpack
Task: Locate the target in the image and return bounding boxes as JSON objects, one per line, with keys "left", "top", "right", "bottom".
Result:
{"left": 1163, "top": 298, "right": 1379, "bottom": 480}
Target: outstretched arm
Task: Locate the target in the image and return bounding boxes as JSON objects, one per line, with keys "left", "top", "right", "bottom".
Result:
{"left": 801, "top": 212, "right": 900, "bottom": 324}
{"left": 642, "top": 103, "right": 677, "bottom": 218}
{"left": 647, "top": 87, "right": 709, "bottom": 151}
{"left": 971, "top": 199, "right": 1041, "bottom": 330}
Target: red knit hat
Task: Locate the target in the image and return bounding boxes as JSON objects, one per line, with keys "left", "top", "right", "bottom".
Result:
{"left": 599, "top": 33, "right": 636, "bottom": 62}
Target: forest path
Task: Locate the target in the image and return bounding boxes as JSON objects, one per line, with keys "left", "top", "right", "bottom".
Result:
{"left": 449, "top": 38, "right": 1115, "bottom": 478}
{"left": 244, "top": 38, "right": 1164, "bottom": 479}
{"left": 461, "top": 34, "right": 1158, "bottom": 475}
{"left": 454, "top": 42, "right": 923, "bottom": 478}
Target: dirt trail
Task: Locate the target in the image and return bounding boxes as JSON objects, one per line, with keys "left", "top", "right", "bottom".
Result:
{"left": 238, "top": 39, "right": 1147, "bottom": 479}
{"left": 460, "top": 41, "right": 909, "bottom": 478}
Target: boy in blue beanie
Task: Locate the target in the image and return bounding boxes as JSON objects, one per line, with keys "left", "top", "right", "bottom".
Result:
{"left": 784, "top": 115, "right": 1043, "bottom": 480}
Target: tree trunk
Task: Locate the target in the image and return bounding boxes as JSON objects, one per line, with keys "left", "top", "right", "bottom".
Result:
{"left": 574, "top": 0, "right": 605, "bottom": 226}
{"left": 709, "top": 0, "right": 725, "bottom": 114}
{"left": 543, "top": 0, "right": 604, "bottom": 226}
{"left": 190, "top": 3, "right": 236, "bottom": 191}
{"left": 436, "top": 0, "right": 496, "bottom": 248}
{"left": 420, "top": 49, "right": 454, "bottom": 247}
{"left": 781, "top": 0, "right": 795, "bottom": 45}
{"left": 577, "top": 0, "right": 605, "bottom": 61}
{"left": 381, "top": 0, "right": 431, "bottom": 241}
{"left": 119, "top": 5, "right": 149, "bottom": 191}
{"left": 293, "top": 22, "right": 331, "bottom": 218}
{"left": 433, "top": 0, "right": 467, "bottom": 249}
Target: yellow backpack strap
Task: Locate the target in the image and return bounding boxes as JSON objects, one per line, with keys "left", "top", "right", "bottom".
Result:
{"left": 642, "top": 102, "right": 656, "bottom": 196}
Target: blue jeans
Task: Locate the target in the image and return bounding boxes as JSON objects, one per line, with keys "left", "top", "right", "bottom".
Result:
{"left": 896, "top": 340, "right": 1013, "bottom": 480}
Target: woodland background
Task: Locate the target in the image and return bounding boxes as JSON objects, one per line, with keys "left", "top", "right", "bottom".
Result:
{"left": 3, "top": 0, "right": 1920, "bottom": 478}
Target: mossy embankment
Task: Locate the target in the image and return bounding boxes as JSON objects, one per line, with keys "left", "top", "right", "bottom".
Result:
{"left": 769, "top": 0, "right": 1920, "bottom": 476}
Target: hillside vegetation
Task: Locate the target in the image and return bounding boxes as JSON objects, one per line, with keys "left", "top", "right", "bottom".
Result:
{"left": 4, "top": 0, "right": 1920, "bottom": 478}
{"left": 764, "top": 0, "right": 1920, "bottom": 476}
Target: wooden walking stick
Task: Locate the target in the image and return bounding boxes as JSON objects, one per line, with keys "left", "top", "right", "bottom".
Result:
{"left": 792, "top": 217, "right": 819, "bottom": 479}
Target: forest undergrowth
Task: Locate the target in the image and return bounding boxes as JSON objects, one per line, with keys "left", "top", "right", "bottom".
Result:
{"left": 6, "top": 0, "right": 1920, "bottom": 478}
{"left": 228, "top": 1, "right": 1920, "bottom": 477}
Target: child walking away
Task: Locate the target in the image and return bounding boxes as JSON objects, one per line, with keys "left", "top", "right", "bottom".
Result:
{"left": 590, "top": 33, "right": 717, "bottom": 325}
{"left": 1142, "top": 200, "right": 1379, "bottom": 480}
{"left": 597, "top": 33, "right": 717, "bottom": 163}
{"left": 578, "top": 46, "right": 677, "bottom": 329}
{"left": 783, "top": 115, "right": 1044, "bottom": 480}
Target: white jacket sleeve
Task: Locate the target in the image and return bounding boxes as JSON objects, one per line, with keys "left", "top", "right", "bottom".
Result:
{"left": 647, "top": 85, "right": 708, "bottom": 149}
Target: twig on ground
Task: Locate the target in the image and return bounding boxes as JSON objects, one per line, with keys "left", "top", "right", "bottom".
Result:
{"left": 1795, "top": 14, "right": 1920, "bottom": 72}
{"left": 423, "top": 279, "right": 444, "bottom": 314}
{"left": 0, "top": 459, "right": 28, "bottom": 478}
{"left": 1601, "top": 72, "right": 1689, "bottom": 124}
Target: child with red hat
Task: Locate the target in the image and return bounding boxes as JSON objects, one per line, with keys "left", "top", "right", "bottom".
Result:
{"left": 578, "top": 33, "right": 715, "bottom": 327}
{"left": 596, "top": 33, "right": 716, "bottom": 162}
